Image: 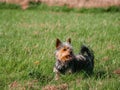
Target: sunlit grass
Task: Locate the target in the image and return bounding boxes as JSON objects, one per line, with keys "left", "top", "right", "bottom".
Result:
{"left": 0, "top": 6, "right": 120, "bottom": 89}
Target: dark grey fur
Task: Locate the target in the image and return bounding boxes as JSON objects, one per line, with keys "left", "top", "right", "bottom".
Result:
{"left": 54, "top": 45, "right": 94, "bottom": 74}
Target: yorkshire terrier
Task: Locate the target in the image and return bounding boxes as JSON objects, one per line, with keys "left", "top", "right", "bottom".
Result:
{"left": 53, "top": 38, "right": 94, "bottom": 80}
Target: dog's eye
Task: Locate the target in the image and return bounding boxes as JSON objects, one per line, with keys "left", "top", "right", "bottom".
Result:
{"left": 67, "top": 47, "right": 69, "bottom": 49}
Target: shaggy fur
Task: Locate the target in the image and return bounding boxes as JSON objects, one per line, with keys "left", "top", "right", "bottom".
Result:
{"left": 53, "top": 38, "right": 94, "bottom": 80}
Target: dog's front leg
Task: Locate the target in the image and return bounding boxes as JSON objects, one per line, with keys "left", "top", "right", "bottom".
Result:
{"left": 55, "top": 72, "right": 60, "bottom": 80}
{"left": 53, "top": 67, "right": 60, "bottom": 80}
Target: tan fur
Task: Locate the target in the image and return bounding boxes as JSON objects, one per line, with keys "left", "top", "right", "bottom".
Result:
{"left": 56, "top": 46, "right": 73, "bottom": 62}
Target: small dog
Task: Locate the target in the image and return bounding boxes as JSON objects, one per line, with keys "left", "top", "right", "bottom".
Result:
{"left": 53, "top": 38, "right": 94, "bottom": 80}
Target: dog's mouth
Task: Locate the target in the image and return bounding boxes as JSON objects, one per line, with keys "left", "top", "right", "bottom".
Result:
{"left": 66, "top": 55, "right": 72, "bottom": 58}
{"left": 65, "top": 54, "right": 74, "bottom": 60}
{"left": 57, "top": 51, "right": 74, "bottom": 62}
{"left": 59, "top": 54, "right": 74, "bottom": 62}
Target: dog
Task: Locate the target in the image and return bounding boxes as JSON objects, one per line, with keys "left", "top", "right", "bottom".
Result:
{"left": 53, "top": 38, "right": 94, "bottom": 80}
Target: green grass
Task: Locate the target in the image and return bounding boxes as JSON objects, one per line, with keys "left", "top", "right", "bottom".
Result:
{"left": 0, "top": 3, "right": 120, "bottom": 90}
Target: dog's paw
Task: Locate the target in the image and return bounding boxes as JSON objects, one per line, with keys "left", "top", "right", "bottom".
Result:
{"left": 76, "top": 55, "right": 86, "bottom": 61}
{"left": 55, "top": 77, "right": 59, "bottom": 80}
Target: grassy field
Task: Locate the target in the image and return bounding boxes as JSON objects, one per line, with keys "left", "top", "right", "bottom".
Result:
{"left": 0, "top": 4, "right": 120, "bottom": 90}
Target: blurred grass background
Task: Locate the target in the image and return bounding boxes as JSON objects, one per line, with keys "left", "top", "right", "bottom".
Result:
{"left": 0, "top": 2, "right": 120, "bottom": 90}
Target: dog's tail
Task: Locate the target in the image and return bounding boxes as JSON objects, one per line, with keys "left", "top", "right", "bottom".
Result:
{"left": 80, "top": 45, "right": 94, "bottom": 64}
{"left": 80, "top": 45, "right": 94, "bottom": 60}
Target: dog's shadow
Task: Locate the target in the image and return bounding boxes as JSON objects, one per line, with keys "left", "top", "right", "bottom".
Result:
{"left": 94, "top": 70, "right": 107, "bottom": 79}
{"left": 81, "top": 70, "right": 111, "bottom": 79}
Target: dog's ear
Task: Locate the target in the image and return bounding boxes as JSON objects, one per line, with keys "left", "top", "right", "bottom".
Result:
{"left": 56, "top": 38, "right": 61, "bottom": 49}
{"left": 67, "top": 38, "right": 71, "bottom": 44}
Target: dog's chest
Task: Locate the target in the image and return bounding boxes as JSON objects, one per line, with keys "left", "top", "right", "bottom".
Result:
{"left": 55, "top": 60, "right": 73, "bottom": 74}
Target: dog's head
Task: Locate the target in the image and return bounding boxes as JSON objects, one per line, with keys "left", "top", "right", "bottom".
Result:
{"left": 55, "top": 38, "right": 74, "bottom": 62}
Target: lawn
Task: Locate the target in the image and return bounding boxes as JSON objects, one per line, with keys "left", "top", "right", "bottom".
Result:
{"left": 0, "top": 5, "right": 120, "bottom": 90}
